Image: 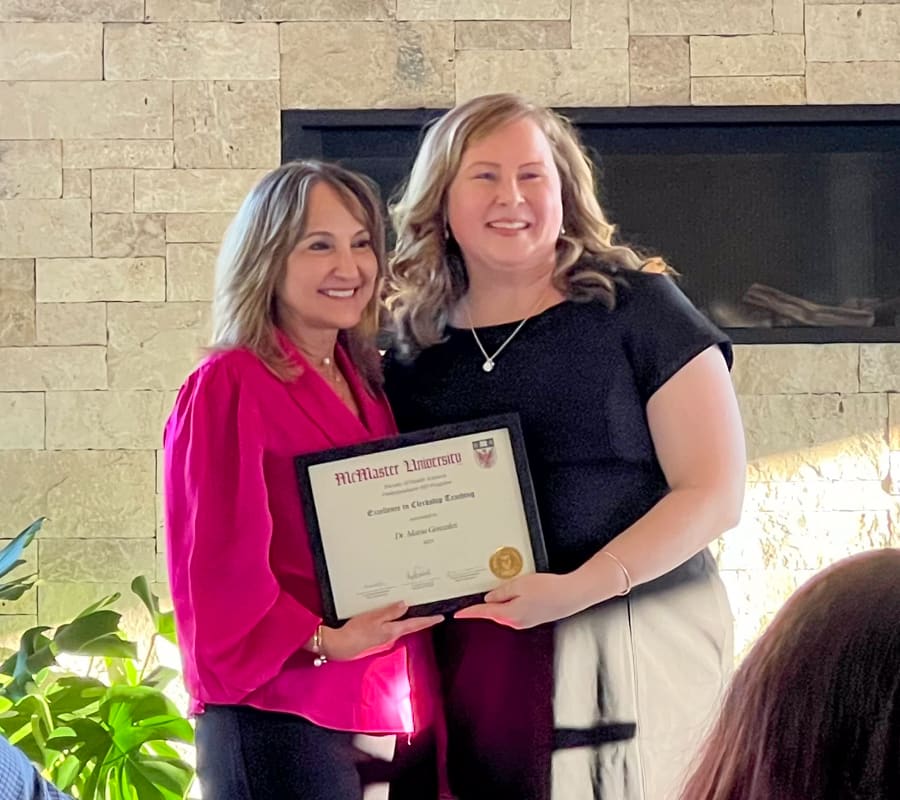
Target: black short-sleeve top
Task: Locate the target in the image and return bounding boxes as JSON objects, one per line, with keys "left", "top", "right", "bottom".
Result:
{"left": 384, "top": 271, "right": 732, "bottom": 575}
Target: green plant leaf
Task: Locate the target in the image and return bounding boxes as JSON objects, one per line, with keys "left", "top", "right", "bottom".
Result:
{"left": 0, "top": 518, "right": 43, "bottom": 580}
{"left": 0, "top": 573, "right": 38, "bottom": 601}
{"left": 102, "top": 686, "right": 194, "bottom": 752}
{"left": 125, "top": 755, "right": 194, "bottom": 799}
{"left": 131, "top": 577, "right": 178, "bottom": 645}
{"left": 140, "top": 666, "right": 179, "bottom": 691}
{"left": 46, "top": 676, "right": 107, "bottom": 715}
{"left": 74, "top": 592, "right": 122, "bottom": 620}
{"left": 53, "top": 610, "right": 138, "bottom": 660}
{"left": 1, "top": 627, "right": 54, "bottom": 701}
{"left": 54, "top": 753, "right": 82, "bottom": 790}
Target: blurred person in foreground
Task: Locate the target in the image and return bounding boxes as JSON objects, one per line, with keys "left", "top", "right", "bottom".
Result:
{"left": 681, "top": 548, "right": 900, "bottom": 800}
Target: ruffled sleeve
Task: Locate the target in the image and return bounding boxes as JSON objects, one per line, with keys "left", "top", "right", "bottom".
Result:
{"left": 163, "top": 354, "right": 320, "bottom": 702}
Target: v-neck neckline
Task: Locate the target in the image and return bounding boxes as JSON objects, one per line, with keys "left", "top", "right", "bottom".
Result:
{"left": 277, "top": 329, "right": 376, "bottom": 438}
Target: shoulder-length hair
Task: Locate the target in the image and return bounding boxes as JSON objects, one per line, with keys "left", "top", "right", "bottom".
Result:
{"left": 386, "top": 92, "right": 668, "bottom": 352}
{"left": 210, "top": 160, "right": 386, "bottom": 390}
{"left": 680, "top": 548, "right": 900, "bottom": 800}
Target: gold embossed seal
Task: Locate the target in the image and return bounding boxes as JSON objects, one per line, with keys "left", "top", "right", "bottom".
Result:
{"left": 489, "top": 546, "right": 523, "bottom": 579}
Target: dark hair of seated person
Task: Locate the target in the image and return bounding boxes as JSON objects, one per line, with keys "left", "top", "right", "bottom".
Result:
{"left": 680, "top": 548, "right": 900, "bottom": 800}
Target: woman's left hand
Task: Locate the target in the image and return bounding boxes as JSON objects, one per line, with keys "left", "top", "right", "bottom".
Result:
{"left": 453, "top": 572, "right": 588, "bottom": 629}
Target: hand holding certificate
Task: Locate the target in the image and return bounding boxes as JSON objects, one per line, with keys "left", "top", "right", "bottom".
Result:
{"left": 295, "top": 414, "right": 548, "bottom": 625}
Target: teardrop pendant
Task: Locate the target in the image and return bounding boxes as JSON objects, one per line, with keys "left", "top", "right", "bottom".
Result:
{"left": 482, "top": 359, "right": 495, "bottom": 373}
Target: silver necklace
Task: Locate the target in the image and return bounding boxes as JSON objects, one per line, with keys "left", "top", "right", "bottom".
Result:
{"left": 464, "top": 292, "right": 548, "bottom": 373}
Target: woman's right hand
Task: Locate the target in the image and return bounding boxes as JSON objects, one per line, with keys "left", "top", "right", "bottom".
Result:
{"left": 319, "top": 601, "right": 443, "bottom": 661}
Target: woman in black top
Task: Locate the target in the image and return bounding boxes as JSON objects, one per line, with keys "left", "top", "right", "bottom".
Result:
{"left": 383, "top": 93, "right": 747, "bottom": 800}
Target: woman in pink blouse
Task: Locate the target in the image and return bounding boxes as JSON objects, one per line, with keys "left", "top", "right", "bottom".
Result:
{"left": 163, "top": 161, "right": 442, "bottom": 800}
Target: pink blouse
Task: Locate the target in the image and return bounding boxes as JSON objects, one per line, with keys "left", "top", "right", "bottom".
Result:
{"left": 163, "top": 337, "right": 436, "bottom": 734}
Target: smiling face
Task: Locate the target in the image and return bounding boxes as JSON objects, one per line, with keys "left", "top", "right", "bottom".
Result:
{"left": 445, "top": 115, "right": 564, "bottom": 280}
{"left": 276, "top": 180, "right": 378, "bottom": 337}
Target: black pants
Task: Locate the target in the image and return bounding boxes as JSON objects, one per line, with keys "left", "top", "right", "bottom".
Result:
{"left": 195, "top": 705, "right": 438, "bottom": 800}
{"left": 434, "top": 620, "right": 556, "bottom": 800}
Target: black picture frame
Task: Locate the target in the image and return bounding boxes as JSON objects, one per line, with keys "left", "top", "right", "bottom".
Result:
{"left": 294, "top": 413, "right": 548, "bottom": 626}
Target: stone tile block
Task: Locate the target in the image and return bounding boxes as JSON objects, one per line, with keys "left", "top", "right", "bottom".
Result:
{"left": 0, "top": 393, "right": 44, "bottom": 450}
{"left": 806, "top": 4, "right": 900, "bottom": 62}
{"left": 91, "top": 169, "right": 134, "bottom": 213}
{"left": 146, "top": 0, "right": 222, "bottom": 19}
{"left": 740, "top": 393, "right": 889, "bottom": 482}
{"left": 105, "top": 22, "right": 279, "bottom": 80}
{"left": 890, "top": 394, "right": 900, "bottom": 450}
{"left": 455, "top": 20, "right": 570, "bottom": 49}
{"left": 860, "top": 344, "right": 900, "bottom": 392}
{"left": 457, "top": 48, "right": 628, "bottom": 106}
{"left": 690, "top": 34, "right": 805, "bottom": 76}
{"left": 692, "top": 75, "right": 805, "bottom": 104}
{"left": 280, "top": 21, "right": 454, "bottom": 108}
{"left": 92, "top": 213, "right": 166, "bottom": 258}
{"left": 732, "top": 344, "right": 860, "bottom": 395}
{"left": 134, "top": 169, "right": 266, "bottom": 213}
{"left": 0, "top": 82, "right": 172, "bottom": 140}
{"left": 808, "top": 62, "right": 900, "bottom": 104}
{"left": 0, "top": 199, "right": 90, "bottom": 258}
{"left": 36, "top": 258, "right": 165, "bottom": 303}
{"left": 63, "top": 140, "right": 174, "bottom": 169}
{"left": 0, "top": 451, "right": 155, "bottom": 542}
{"left": 0, "top": 346, "right": 106, "bottom": 390}
{"left": 47, "top": 390, "right": 175, "bottom": 449}
{"left": 724, "top": 509, "right": 896, "bottom": 572}
{"left": 36, "top": 303, "right": 106, "bottom": 345}
{"left": 63, "top": 169, "right": 91, "bottom": 198}
{"left": 107, "top": 302, "right": 210, "bottom": 390}
{"left": 773, "top": 0, "right": 803, "bottom": 33}
{"left": 629, "top": 35, "right": 690, "bottom": 105}
{"left": 0, "top": 141, "right": 62, "bottom": 199}
{"left": 630, "top": 0, "right": 772, "bottom": 35}
{"left": 0, "top": 0, "right": 142, "bottom": 20}
{"left": 397, "top": 0, "right": 569, "bottom": 19}
{"left": 175, "top": 81, "right": 280, "bottom": 168}
{"left": 0, "top": 259, "right": 35, "bottom": 346}
{"left": 220, "top": 0, "right": 393, "bottom": 19}
{"left": 0, "top": 23, "right": 101, "bottom": 79}
{"left": 719, "top": 567, "right": 817, "bottom": 657}
{"left": 743, "top": 479, "right": 898, "bottom": 513}
{"left": 571, "top": 0, "right": 628, "bottom": 49}
{"left": 39, "top": 539, "right": 156, "bottom": 583}
{"left": 166, "top": 243, "right": 217, "bottom": 301}
{"left": 156, "top": 449, "right": 164, "bottom": 494}
{"left": 165, "top": 212, "right": 233, "bottom": 242}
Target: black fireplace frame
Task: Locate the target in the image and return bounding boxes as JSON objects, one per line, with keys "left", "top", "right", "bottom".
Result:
{"left": 283, "top": 104, "right": 900, "bottom": 345}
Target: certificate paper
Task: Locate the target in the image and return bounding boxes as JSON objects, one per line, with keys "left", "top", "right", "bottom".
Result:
{"left": 295, "top": 414, "right": 548, "bottom": 624}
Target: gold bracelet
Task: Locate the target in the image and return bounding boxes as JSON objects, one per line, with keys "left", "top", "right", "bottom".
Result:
{"left": 602, "top": 550, "right": 633, "bottom": 596}
{"left": 312, "top": 624, "right": 328, "bottom": 667}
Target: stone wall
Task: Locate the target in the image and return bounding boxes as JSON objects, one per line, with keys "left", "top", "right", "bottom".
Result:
{"left": 1, "top": 1, "right": 899, "bottom": 656}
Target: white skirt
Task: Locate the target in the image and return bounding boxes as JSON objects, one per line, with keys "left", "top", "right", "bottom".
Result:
{"left": 551, "top": 553, "right": 733, "bottom": 800}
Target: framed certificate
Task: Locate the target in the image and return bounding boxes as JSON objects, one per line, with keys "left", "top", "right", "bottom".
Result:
{"left": 294, "top": 414, "right": 548, "bottom": 625}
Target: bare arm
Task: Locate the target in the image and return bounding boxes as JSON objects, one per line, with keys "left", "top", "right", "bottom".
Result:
{"left": 570, "top": 344, "right": 746, "bottom": 604}
{"left": 458, "top": 345, "right": 746, "bottom": 627}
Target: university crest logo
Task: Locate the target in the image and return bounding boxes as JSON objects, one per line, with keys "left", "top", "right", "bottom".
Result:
{"left": 472, "top": 438, "right": 496, "bottom": 468}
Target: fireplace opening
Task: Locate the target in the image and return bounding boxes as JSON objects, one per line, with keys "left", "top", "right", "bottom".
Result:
{"left": 283, "top": 105, "right": 900, "bottom": 344}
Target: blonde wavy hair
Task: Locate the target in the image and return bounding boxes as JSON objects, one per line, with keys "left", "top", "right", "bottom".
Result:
{"left": 211, "top": 160, "right": 386, "bottom": 389}
{"left": 386, "top": 93, "right": 669, "bottom": 352}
